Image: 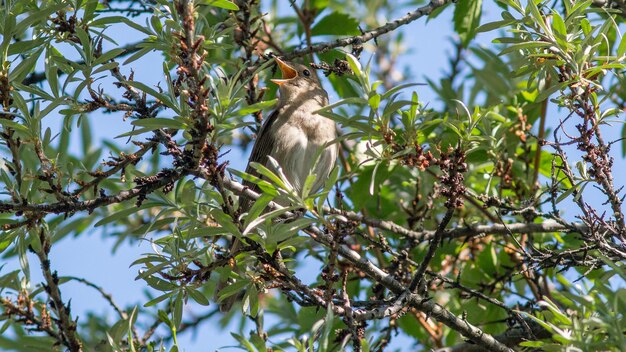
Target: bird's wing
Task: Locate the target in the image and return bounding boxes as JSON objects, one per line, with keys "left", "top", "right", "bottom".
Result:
{"left": 244, "top": 108, "right": 280, "bottom": 186}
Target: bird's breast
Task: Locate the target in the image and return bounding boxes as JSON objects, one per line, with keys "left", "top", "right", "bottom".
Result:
{"left": 269, "top": 105, "right": 337, "bottom": 194}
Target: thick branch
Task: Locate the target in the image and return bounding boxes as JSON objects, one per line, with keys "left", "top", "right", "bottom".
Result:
{"left": 219, "top": 174, "right": 589, "bottom": 239}
{"left": 306, "top": 226, "right": 514, "bottom": 352}
{"left": 435, "top": 319, "right": 550, "bottom": 352}
{"left": 327, "top": 206, "right": 589, "bottom": 241}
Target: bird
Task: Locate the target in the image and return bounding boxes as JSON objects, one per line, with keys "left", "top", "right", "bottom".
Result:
{"left": 216, "top": 57, "right": 338, "bottom": 311}
{"left": 243, "top": 57, "right": 338, "bottom": 203}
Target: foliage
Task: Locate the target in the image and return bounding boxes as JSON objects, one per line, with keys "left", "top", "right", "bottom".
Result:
{"left": 519, "top": 261, "right": 626, "bottom": 351}
{"left": 0, "top": 0, "right": 625, "bottom": 351}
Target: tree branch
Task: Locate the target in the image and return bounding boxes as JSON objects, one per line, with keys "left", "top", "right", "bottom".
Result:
{"left": 0, "top": 170, "right": 182, "bottom": 214}
{"left": 408, "top": 207, "right": 455, "bottom": 292}
{"left": 435, "top": 318, "right": 550, "bottom": 352}
{"left": 67, "top": 276, "right": 139, "bottom": 341}
{"left": 34, "top": 229, "right": 83, "bottom": 351}
{"left": 281, "top": 0, "right": 453, "bottom": 61}
{"left": 305, "top": 226, "right": 514, "bottom": 352}
{"left": 21, "top": 41, "right": 143, "bottom": 86}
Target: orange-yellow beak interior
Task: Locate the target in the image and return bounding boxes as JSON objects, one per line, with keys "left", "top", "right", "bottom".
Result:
{"left": 271, "top": 58, "right": 298, "bottom": 85}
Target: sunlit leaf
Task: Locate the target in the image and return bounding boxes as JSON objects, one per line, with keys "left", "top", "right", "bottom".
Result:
{"left": 311, "top": 12, "right": 360, "bottom": 36}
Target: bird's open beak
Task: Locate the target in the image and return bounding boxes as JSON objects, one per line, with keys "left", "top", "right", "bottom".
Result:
{"left": 271, "top": 58, "right": 298, "bottom": 85}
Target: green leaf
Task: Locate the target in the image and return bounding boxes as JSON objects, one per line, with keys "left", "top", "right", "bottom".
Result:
{"left": 1, "top": 14, "right": 16, "bottom": 57}
{"left": 95, "top": 204, "right": 151, "bottom": 226}
{"left": 92, "top": 61, "right": 119, "bottom": 75}
{"left": 249, "top": 162, "right": 289, "bottom": 191}
{"left": 312, "top": 13, "right": 360, "bottom": 36}
{"left": 9, "top": 47, "right": 44, "bottom": 83}
{"left": 172, "top": 293, "right": 183, "bottom": 327}
{"left": 93, "top": 48, "right": 127, "bottom": 66}
{"left": 317, "top": 165, "right": 339, "bottom": 214}
{"left": 535, "top": 81, "right": 569, "bottom": 102}
{"left": 272, "top": 218, "right": 312, "bottom": 244}
{"left": 241, "top": 285, "right": 259, "bottom": 316}
{"left": 551, "top": 11, "right": 566, "bottom": 37}
{"left": 118, "top": 17, "right": 154, "bottom": 35}
{"left": 8, "top": 38, "right": 46, "bottom": 56}
{"left": 187, "top": 288, "right": 210, "bottom": 306}
{"left": 519, "top": 341, "right": 545, "bottom": 347}
{"left": 229, "top": 168, "right": 279, "bottom": 197}
{"left": 127, "top": 307, "right": 138, "bottom": 352}
{"left": 74, "top": 28, "right": 93, "bottom": 65}
{"left": 202, "top": 0, "right": 239, "bottom": 10}
{"left": 136, "top": 261, "right": 171, "bottom": 281}
{"left": 144, "top": 292, "right": 172, "bottom": 307}
{"left": 218, "top": 279, "right": 249, "bottom": 301}
{"left": 345, "top": 53, "right": 363, "bottom": 78}
{"left": 231, "top": 333, "right": 257, "bottom": 352}
{"left": 301, "top": 173, "right": 317, "bottom": 199}
{"left": 550, "top": 11, "right": 567, "bottom": 48}
{"left": 243, "top": 205, "right": 300, "bottom": 237}
{"left": 0, "top": 118, "right": 30, "bottom": 134}
{"left": 0, "top": 232, "right": 17, "bottom": 254}
{"left": 243, "top": 194, "right": 274, "bottom": 228}
{"left": 45, "top": 52, "right": 59, "bottom": 97}
{"left": 477, "top": 19, "right": 516, "bottom": 33}
{"left": 310, "top": 0, "right": 330, "bottom": 9}
{"left": 115, "top": 126, "right": 154, "bottom": 138}
{"left": 453, "top": 0, "right": 482, "bottom": 47}
{"left": 83, "top": 0, "right": 102, "bottom": 22}
{"left": 131, "top": 118, "right": 187, "bottom": 130}
{"left": 321, "top": 306, "right": 334, "bottom": 350}
{"left": 499, "top": 41, "right": 552, "bottom": 56}
{"left": 617, "top": 33, "right": 626, "bottom": 57}
{"left": 14, "top": 2, "right": 68, "bottom": 35}
{"left": 158, "top": 309, "right": 173, "bottom": 328}
{"left": 380, "top": 83, "right": 424, "bottom": 100}
{"left": 150, "top": 15, "right": 163, "bottom": 33}
{"left": 368, "top": 94, "right": 381, "bottom": 109}
{"left": 316, "top": 97, "right": 366, "bottom": 114}
{"left": 538, "top": 298, "right": 571, "bottom": 325}
{"left": 580, "top": 18, "right": 591, "bottom": 36}
{"left": 211, "top": 209, "right": 241, "bottom": 237}
{"left": 123, "top": 47, "right": 153, "bottom": 65}
{"left": 123, "top": 81, "right": 179, "bottom": 112}
{"left": 556, "top": 181, "right": 583, "bottom": 204}
{"left": 527, "top": 0, "right": 549, "bottom": 36}
{"left": 236, "top": 99, "right": 277, "bottom": 116}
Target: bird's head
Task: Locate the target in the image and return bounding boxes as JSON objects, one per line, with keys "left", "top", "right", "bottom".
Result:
{"left": 271, "top": 58, "right": 326, "bottom": 103}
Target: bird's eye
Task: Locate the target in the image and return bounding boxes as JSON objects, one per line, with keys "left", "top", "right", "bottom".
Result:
{"left": 302, "top": 69, "right": 311, "bottom": 77}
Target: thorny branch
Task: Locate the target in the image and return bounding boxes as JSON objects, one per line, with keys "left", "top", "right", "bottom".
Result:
{"left": 1, "top": 292, "right": 60, "bottom": 342}
{"left": 2, "top": 0, "right": 624, "bottom": 351}
{"left": 33, "top": 228, "right": 83, "bottom": 351}
{"left": 67, "top": 276, "right": 139, "bottom": 341}
{"left": 281, "top": 0, "right": 454, "bottom": 61}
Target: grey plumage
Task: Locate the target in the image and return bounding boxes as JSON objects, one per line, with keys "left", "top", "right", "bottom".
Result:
{"left": 217, "top": 58, "right": 337, "bottom": 311}
{"left": 243, "top": 58, "right": 337, "bottom": 205}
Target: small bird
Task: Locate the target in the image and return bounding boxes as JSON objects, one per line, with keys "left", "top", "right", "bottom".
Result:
{"left": 244, "top": 57, "right": 337, "bottom": 202}
{"left": 217, "top": 58, "right": 337, "bottom": 311}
